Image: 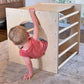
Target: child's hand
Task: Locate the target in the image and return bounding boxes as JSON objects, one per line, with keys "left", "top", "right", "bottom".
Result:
{"left": 23, "top": 73, "right": 32, "bottom": 80}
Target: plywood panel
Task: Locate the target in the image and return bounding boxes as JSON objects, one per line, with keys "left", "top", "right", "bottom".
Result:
{"left": 6, "top": 3, "right": 80, "bottom": 73}
{"left": 21, "top": 3, "right": 74, "bottom": 12}
{"left": 6, "top": 8, "right": 59, "bottom": 73}
{"left": 35, "top": 11, "right": 59, "bottom": 73}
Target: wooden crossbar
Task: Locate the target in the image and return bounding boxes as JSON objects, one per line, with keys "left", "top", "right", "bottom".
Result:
{"left": 59, "top": 22, "right": 79, "bottom": 34}
{"left": 59, "top": 32, "right": 78, "bottom": 46}
{"left": 59, "top": 11, "right": 79, "bottom": 21}
{"left": 58, "top": 51, "right": 77, "bottom": 69}
{"left": 58, "top": 42, "right": 78, "bottom": 58}
{"left": 27, "top": 28, "right": 34, "bottom": 32}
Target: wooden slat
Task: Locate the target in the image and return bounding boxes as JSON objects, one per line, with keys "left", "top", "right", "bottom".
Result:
{"left": 27, "top": 28, "right": 34, "bottom": 32}
{"left": 58, "top": 51, "right": 77, "bottom": 69}
{"left": 59, "top": 11, "right": 79, "bottom": 21}
{"left": 59, "top": 22, "right": 79, "bottom": 34}
{"left": 59, "top": 42, "right": 78, "bottom": 58}
{"left": 59, "top": 32, "right": 78, "bottom": 46}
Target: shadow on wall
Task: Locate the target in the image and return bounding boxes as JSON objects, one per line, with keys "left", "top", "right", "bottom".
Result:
{"left": 0, "top": 20, "right": 6, "bottom": 29}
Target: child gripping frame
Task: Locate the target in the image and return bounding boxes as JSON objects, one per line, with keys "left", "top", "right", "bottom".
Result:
{"left": 9, "top": 8, "right": 48, "bottom": 80}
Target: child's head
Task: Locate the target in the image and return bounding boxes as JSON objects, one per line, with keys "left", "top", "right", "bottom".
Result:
{"left": 9, "top": 25, "right": 28, "bottom": 45}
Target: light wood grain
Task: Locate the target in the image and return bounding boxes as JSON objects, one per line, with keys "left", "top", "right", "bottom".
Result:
{"left": 6, "top": 3, "right": 80, "bottom": 73}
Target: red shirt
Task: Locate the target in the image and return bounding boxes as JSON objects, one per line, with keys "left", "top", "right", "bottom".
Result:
{"left": 19, "top": 37, "right": 48, "bottom": 59}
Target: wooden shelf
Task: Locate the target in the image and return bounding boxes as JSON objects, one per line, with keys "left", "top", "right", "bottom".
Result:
{"left": 59, "top": 42, "right": 78, "bottom": 58}
{"left": 0, "top": 0, "right": 24, "bottom": 20}
{"left": 59, "top": 32, "right": 78, "bottom": 46}
{"left": 59, "top": 11, "right": 79, "bottom": 21}
{"left": 58, "top": 51, "right": 77, "bottom": 69}
{"left": 59, "top": 22, "right": 79, "bottom": 34}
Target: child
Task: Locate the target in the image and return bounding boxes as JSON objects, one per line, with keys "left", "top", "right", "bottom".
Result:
{"left": 9, "top": 8, "right": 48, "bottom": 80}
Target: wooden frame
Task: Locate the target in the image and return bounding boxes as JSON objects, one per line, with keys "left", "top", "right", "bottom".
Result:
{"left": 6, "top": 3, "right": 81, "bottom": 73}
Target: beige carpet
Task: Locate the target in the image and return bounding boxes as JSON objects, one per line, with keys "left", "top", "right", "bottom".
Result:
{"left": 0, "top": 40, "right": 84, "bottom": 84}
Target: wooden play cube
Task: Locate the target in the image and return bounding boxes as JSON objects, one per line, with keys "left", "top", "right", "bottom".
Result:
{"left": 6, "top": 3, "right": 81, "bottom": 73}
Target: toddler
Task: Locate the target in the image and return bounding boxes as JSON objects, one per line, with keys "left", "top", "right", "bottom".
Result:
{"left": 9, "top": 8, "right": 48, "bottom": 80}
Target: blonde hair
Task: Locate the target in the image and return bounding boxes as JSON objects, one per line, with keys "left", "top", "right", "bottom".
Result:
{"left": 9, "top": 25, "right": 28, "bottom": 45}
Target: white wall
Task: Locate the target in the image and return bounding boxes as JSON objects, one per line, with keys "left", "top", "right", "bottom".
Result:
{"left": 75, "top": 0, "right": 84, "bottom": 4}
{"left": 25, "top": 0, "right": 50, "bottom": 6}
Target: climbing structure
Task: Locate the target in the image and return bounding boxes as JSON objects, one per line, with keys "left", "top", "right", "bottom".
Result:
{"left": 6, "top": 3, "right": 81, "bottom": 73}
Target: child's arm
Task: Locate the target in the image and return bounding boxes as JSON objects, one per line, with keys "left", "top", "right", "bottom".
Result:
{"left": 22, "top": 56, "right": 33, "bottom": 80}
{"left": 29, "top": 8, "right": 39, "bottom": 41}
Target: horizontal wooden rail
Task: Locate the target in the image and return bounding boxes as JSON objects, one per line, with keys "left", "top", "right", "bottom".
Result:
{"left": 27, "top": 28, "right": 34, "bottom": 32}
{"left": 58, "top": 51, "right": 77, "bottom": 69}
{"left": 59, "top": 22, "right": 79, "bottom": 34}
{"left": 58, "top": 42, "right": 78, "bottom": 58}
{"left": 59, "top": 11, "right": 79, "bottom": 21}
{"left": 59, "top": 32, "right": 78, "bottom": 46}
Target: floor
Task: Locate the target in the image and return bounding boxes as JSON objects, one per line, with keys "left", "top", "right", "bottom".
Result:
{"left": 0, "top": 41, "right": 84, "bottom": 84}
{"left": 0, "top": 22, "right": 84, "bottom": 84}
